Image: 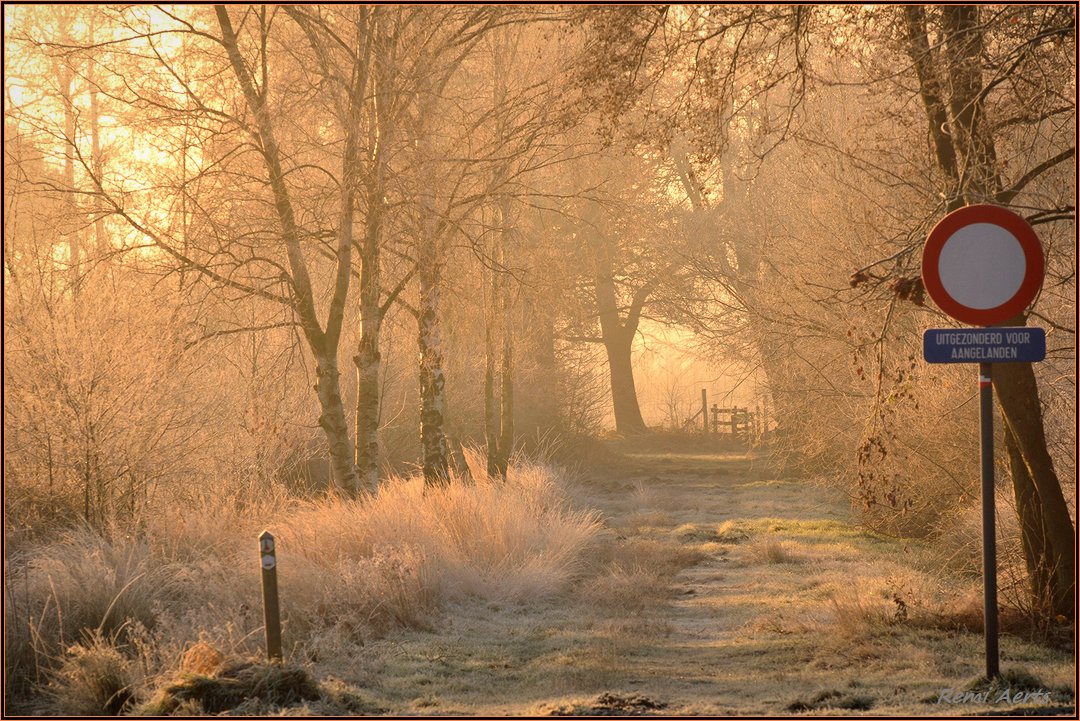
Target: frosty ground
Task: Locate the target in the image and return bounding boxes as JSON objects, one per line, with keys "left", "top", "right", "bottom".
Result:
{"left": 320, "top": 439, "right": 1075, "bottom": 716}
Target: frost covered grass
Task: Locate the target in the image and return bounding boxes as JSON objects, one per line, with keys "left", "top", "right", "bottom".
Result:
{"left": 4, "top": 459, "right": 601, "bottom": 713}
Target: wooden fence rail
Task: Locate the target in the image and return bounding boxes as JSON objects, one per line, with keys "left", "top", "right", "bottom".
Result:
{"left": 683, "top": 389, "right": 767, "bottom": 444}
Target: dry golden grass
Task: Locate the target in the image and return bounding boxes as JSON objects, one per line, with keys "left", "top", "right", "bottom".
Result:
{"left": 46, "top": 632, "right": 138, "bottom": 716}
{"left": 713, "top": 519, "right": 751, "bottom": 543}
{"left": 4, "top": 459, "right": 601, "bottom": 714}
{"left": 827, "top": 588, "right": 901, "bottom": 637}
{"left": 181, "top": 641, "right": 226, "bottom": 676}
{"left": 750, "top": 536, "right": 798, "bottom": 564}
{"left": 283, "top": 463, "right": 601, "bottom": 606}
{"left": 580, "top": 563, "right": 671, "bottom": 613}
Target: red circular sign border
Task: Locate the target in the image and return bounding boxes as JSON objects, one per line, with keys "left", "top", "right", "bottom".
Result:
{"left": 921, "top": 204, "right": 1044, "bottom": 326}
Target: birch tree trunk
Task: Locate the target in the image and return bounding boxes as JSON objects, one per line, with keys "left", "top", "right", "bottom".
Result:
{"left": 354, "top": 225, "right": 383, "bottom": 492}
{"left": 348, "top": 8, "right": 404, "bottom": 494}
{"left": 418, "top": 231, "right": 450, "bottom": 485}
{"left": 354, "top": 123, "right": 387, "bottom": 492}
{"left": 315, "top": 354, "right": 361, "bottom": 494}
{"left": 484, "top": 196, "right": 516, "bottom": 478}
{"left": 407, "top": 7, "right": 501, "bottom": 484}
{"left": 217, "top": 5, "right": 361, "bottom": 496}
{"left": 416, "top": 120, "right": 451, "bottom": 485}
{"left": 483, "top": 30, "right": 517, "bottom": 478}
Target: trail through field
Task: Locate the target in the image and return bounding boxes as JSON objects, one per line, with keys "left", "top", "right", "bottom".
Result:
{"left": 335, "top": 440, "right": 1075, "bottom": 716}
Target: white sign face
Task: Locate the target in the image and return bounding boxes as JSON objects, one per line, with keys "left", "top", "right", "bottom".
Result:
{"left": 261, "top": 537, "right": 274, "bottom": 553}
{"left": 922, "top": 204, "right": 1045, "bottom": 326}
{"left": 937, "top": 223, "right": 1026, "bottom": 310}
{"left": 261, "top": 554, "right": 276, "bottom": 571}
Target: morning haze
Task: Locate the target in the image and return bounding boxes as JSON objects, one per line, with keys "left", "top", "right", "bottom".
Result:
{"left": 3, "top": 4, "right": 1075, "bottom": 716}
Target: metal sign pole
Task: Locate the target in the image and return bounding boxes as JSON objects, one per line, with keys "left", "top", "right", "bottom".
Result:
{"left": 979, "top": 363, "right": 999, "bottom": 679}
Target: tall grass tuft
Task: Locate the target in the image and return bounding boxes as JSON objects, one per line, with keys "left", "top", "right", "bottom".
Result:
{"left": 47, "top": 632, "right": 138, "bottom": 715}
{"left": 280, "top": 461, "right": 603, "bottom": 636}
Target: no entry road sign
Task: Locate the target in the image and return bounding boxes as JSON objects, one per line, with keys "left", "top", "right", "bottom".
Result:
{"left": 921, "top": 205, "right": 1044, "bottom": 326}
{"left": 923, "top": 327, "right": 1046, "bottom": 363}
{"left": 918, "top": 204, "right": 1048, "bottom": 682}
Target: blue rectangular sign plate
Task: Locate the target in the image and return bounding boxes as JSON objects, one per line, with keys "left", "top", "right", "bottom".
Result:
{"left": 923, "top": 327, "right": 1046, "bottom": 363}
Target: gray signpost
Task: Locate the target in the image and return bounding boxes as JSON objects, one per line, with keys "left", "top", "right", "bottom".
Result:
{"left": 920, "top": 204, "right": 1045, "bottom": 680}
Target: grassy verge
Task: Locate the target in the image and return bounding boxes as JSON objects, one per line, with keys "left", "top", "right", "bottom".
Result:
{"left": 4, "top": 459, "right": 601, "bottom": 715}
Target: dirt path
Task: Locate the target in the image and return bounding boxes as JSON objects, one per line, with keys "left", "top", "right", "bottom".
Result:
{"left": 336, "top": 442, "right": 1075, "bottom": 716}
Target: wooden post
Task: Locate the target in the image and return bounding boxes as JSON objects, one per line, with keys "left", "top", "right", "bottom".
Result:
{"left": 730, "top": 407, "right": 738, "bottom": 439}
{"left": 258, "top": 530, "right": 282, "bottom": 662}
{"left": 711, "top": 404, "right": 720, "bottom": 434}
{"left": 701, "top": 389, "right": 708, "bottom": 434}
